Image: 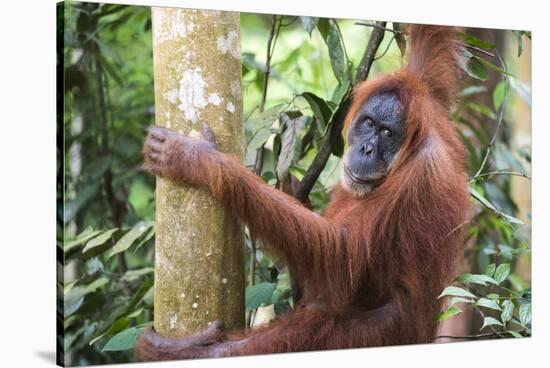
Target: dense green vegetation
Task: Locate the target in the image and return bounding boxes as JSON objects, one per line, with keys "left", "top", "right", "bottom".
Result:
{"left": 58, "top": 2, "right": 531, "bottom": 365}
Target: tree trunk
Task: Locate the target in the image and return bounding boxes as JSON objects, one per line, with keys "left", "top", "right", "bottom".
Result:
{"left": 151, "top": 7, "right": 245, "bottom": 337}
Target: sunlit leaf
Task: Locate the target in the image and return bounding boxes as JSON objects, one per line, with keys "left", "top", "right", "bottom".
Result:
{"left": 82, "top": 228, "right": 118, "bottom": 253}
{"left": 481, "top": 317, "right": 504, "bottom": 330}
{"left": 501, "top": 300, "right": 514, "bottom": 323}
{"left": 438, "top": 286, "right": 476, "bottom": 299}
{"left": 519, "top": 303, "right": 531, "bottom": 326}
{"left": 436, "top": 306, "right": 462, "bottom": 321}
{"left": 102, "top": 326, "right": 145, "bottom": 352}
{"left": 476, "top": 298, "right": 502, "bottom": 311}
{"left": 246, "top": 282, "right": 276, "bottom": 310}
{"left": 494, "top": 263, "right": 511, "bottom": 284}
{"left": 107, "top": 222, "right": 152, "bottom": 258}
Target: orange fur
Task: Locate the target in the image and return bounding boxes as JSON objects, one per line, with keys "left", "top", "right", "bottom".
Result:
{"left": 137, "top": 24, "right": 470, "bottom": 360}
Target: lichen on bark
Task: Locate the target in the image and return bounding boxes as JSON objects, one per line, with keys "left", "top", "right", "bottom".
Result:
{"left": 151, "top": 7, "right": 244, "bottom": 337}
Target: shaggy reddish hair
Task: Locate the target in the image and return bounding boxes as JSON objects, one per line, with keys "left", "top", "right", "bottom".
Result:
{"left": 136, "top": 24, "right": 471, "bottom": 360}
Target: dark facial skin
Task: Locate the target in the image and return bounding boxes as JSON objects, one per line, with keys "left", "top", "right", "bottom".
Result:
{"left": 344, "top": 92, "right": 404, "bottom": 188}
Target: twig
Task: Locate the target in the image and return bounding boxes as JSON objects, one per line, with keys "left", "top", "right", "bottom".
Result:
{"left": 435, "top": 332, "right": 507, "bottom": 340}
{"left": 461, "top": 43, "right": 495, "bottom": 58}
{"left": 374, "top": 34, "right": 397, "bottom": 61}
{"left": 354, "top": 21, "right": 402, "bottom": 34}
{"left": 248, "top": 15, "right": 280, "bottom": 327}
{"left": 473, "top": 49, "right": 509, "bottom": 178}
{"left": 294, "top": 22, "right": 387, "bottom": 202}
{"left": 469, "top": 170, "right": 531, "bottom": 183}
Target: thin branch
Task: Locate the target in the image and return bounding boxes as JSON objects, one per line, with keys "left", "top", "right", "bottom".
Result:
{"left": 374, "top": 34, "right": 397, "bottom": 61}
{"left": 461, "top": 43, "right": 495, "bottom": 58}
{"left": 469, "top": 170, "right": 531, "bottom": 183}
{"left": 254, "top": 15, "right": 280, "bottom": 176}
{"left": 473, "top": 49, "right": 510, "bottom": 178}
{"left": 248, "top": 15, "right": 280, "bottom": 327}
{"left": 354, "top": 21, "right": 402, "bottom": 34}
{"left": 435, "top": 332, "right": 507, "bottom": 340}
{"left": 294, "top": 22, "right": 387, "bottom": 202}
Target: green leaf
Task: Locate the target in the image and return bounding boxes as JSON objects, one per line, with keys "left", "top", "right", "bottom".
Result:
{"left": 463, "top": 53, "right": 488, "bottom": 81}
{"left": 469, "top": 187, "right": 524, "bottom": 224}
{"left": 437, "top": 306, "right": 462, "bottom": 321}
{"left": 487, "top": 293, "right": 500, "bottom": 300}
{"left": 513, "top": 30, "right": 524, "bottom": 57}
{"left": 492, "top": 81, "right": 508, "bottom": 111}
{"left": 316, "top": 19, "right": 348, "bottom": 83}
{"left": 476, "top": 57, "right": 515, "bottom": 77}
{"left": 247, "top": 126, "right": 274, "bottom": 152}
{"left": 102, "top": 326, "right": 145, "bottom": 352}
{"left": 245, "top": 282, "right": 276, "bottom": 310}
{"left": 107, "top": 222, "right": 152, "bottom": 258}
{"left": 501, "top": 300, "right": 514, "bottom": 323}
{"left": 481, "top": 317, "right": 504, "bottom": 330}
{"left": 438, "top": 286, "right": 476, "bottom": 299}
{"left": 476, "top": 298, "right": 502, "bottom": 311}
{"left": 519, "top": 303, "right": 531, "bottom": 326}
{"left": 82, "top": 228, "right": 119, "bottom": 253}
{"left": 276, "top": 113, "right": 306, "bottom": 181}
{"left": 299, "top": 16, "right": 318, "bottom": 36}
{"left": 459, "top": 85, "right": 487, "bottom": 97}
{"left": 506, "top": 330, "right": 523, "bottom": 338}
{"left": 450, "top": 297, "right": 474, "bottom": 305}
{"left": 121, "top": 267, "right": 154, "bottom": 282}
{"left": 484, "top": 263, "right": 496, "bottom": 277}
{"left": 64, "top": 229, "right": 102, "bottom": 252}
{"left": 300, "top": 92, "right": 333, "bottom": 136}
{"left": 457, "top": 32, "right": 496, "bottom": 50}
{"left": 393, "top": 23, "right": 407, "bottom": 57}
{"left": 494, "top": 263, "right": 511, "bottom": 284}
{"left": 457, "top": 273, "right": 496, "bottom": 286}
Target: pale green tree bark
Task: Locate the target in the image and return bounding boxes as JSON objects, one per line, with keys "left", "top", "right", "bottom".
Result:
{"left": 151, "top": 7, "right": 244, "bottom": 337}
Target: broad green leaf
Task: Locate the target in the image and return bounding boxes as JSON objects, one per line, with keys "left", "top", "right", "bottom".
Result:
{"left": 299, "top": 16, "right": 318, "bottom": 36}
{"left": 459, "top": 85, "right": 487, "bottom": 97}
{"left": 276, "top": 113, "right": 306, "bottom": 181}
{"left": 107, "top": 222, "right": 152, "bottom": 258}
{"left": 102, "top": 326, "right": 145, "bottom": 352}
{"left": 484, "top": 263, "right": 496, "bottom": 277}
{"left": 245, "top": 282, "right": 276, "bottom": 310}
{"left": 494, "top": 263, "right": 511, "bottom": 284}
{"left": 476, "top": 57, "right": 515, "bottom": 77}
{"left": 438, "top": 286, "right": 476, "bottom": 299}
{"left": 436, "top": 306, "right": 462, "bottom": 321}
{"left": 82, "top": 228, "right": 118, "bottom": 253}
{"left": 457, "top": 273, "right": 496, "bottom": 286}
{"left": 492, "top": 81, "right": 509, "bottom": 111}
{"left": 247, "top": 126, "right": 274, "bottom": 152}
{"left": 506, "top": 330, "right": 523, "bottom": 338}
{"left": 476, "top": 298, "right": 502, "bottom": 311}
{"left": 501, "top": 300, "right": 514, "bottom": 323}
{"left": 469, "top": 187, "right": 524, "bottom": 224}
{"left": 393, "top": 23, "right": 407, "bottom": 57}
{"left": 481, "top": 317, "right": 504, "bottom": 330}
{"left": 513, "top": 30, "right": 524, "bottom": 57}
{"left": 316, "top": 18, "right": 348, "bottom": 83}
{"left": 300, "top": 92, "right": 333, "bottom": 136}
{"left": 64, "top": 229, "right": 102, "bottom": 252}
{"left": 450, "top": 297, "right": 473, "bottom": 305}
{"left": 121, "top": 267, "right": 154, "bottom": 282}
{"left": 457, "top": 32, "right": 496, "bottom": 50}
{"left": 289, "top": 166, "right": 306, "bottom": 181}
{"left": 519, "top": 303, "right": 531, "bottom": 326}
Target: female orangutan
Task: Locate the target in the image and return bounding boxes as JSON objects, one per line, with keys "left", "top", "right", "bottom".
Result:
{"left": 137, "top": 24, "right": 471, "bottom": 359}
